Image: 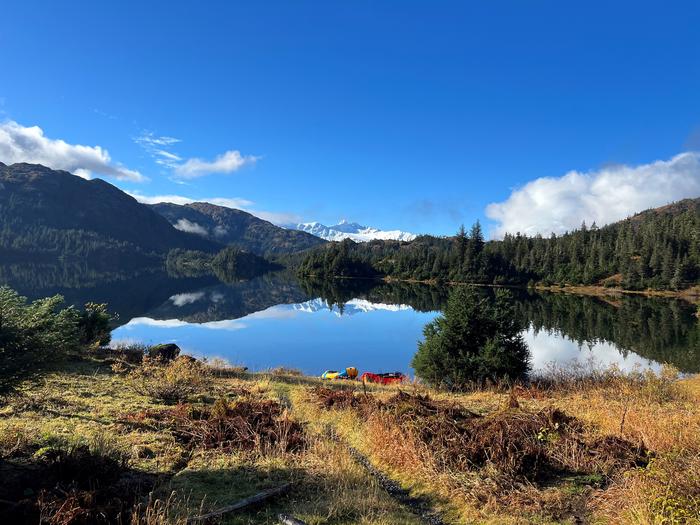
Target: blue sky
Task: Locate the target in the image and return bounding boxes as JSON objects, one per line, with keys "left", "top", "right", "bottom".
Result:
{"left": 1, "top": 1, "right": 699, "bottom": 236}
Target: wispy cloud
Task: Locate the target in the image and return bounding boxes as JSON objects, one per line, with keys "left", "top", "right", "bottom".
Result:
{"left": 134, "top": 131, "right": 183, "bottom": 169}
{"left": 486, "top": 152, "right": 700, "bottom": 238}
{"left": 0, "top": 120, "right": 145, "bottom": 182}
{"left": 126, "top": 191, "right": 300, "bottom": 226}
{"left": 174, "top": 218, "right": 208, "bottom": 236}
{"left": 134, "top": 131, "right": 257, "bottom": 178}
{"left": 174, "top": 150, "right": 258, "bottom": 179}
{"left": 252, "top": 210, "right": 303, "bottom": 226}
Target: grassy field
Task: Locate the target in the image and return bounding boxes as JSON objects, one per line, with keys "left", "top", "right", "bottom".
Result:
{"left": 1, "top": 353, "right": 699, "bottom": 524}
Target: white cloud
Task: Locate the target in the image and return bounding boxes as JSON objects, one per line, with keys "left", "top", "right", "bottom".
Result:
{"left": 126, "top": 191, "right": 300, "bottom": 226}
{"left": 174, "top": 150, "right": 258, "bottom": 179}
{"left": 174, "top": 219, "right": 208, "bottom": 236}
{"left": 0, "top": 120, "right": 144, "bottom": 182}
{"left": 169, "top": 292, "right": 206, "bottom": 307}
{"left": 486, "top": 152, "right": 700, "bottom": 238}
{"left": 135, "top": 131, "right": 257, "bottom": 178}
{"left": 135, "top": 132, "right": 181, "bottom": 148}
{"left": 213, "top": 225, "right": 229, "bottom": 237}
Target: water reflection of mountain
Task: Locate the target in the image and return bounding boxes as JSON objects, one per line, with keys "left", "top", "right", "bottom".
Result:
{"left": 140, "top": 276, "right": 444, "bottom": 322}
{"left": 0, "top": 261, "right": 220, "bottom": 326}
{"left": 145, "top": 272, "right": 310, "bottom": 323}
{"left": 298, "top": 277, "right": 449, "bottom": 313}
{"left": 1, "top": 262, "right": 698, "bottom": 372}
{"left": 292, "top": 297, "right": 413, "bottom": 316}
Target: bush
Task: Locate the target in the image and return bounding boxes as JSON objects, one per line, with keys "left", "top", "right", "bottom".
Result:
{"left": 0, "top": 287, "right": 80, "bottom": 381}
{"left": 127, "top": 356, "right": 211, "bottom": 403}
{"left": 77, "top": 302, "right": 113, "bottom": 348}
{"left": 412, "top": 287, "right": 530, "bottom": 389}
{"left": 0, "top": 287, "right": 117, "bottom": 387}
{"left": 0, "top": 287, "right": 79, "bottom": 354}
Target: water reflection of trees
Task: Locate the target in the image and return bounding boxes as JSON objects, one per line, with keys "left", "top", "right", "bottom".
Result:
{"left": 513, "top": 292, "right": 700, "bottom": 372}
{"left": 2, "top": 262, "right": 697, "bottom": 373}
{"left": 301, "top": 279, "right": 699, "bottom": 372}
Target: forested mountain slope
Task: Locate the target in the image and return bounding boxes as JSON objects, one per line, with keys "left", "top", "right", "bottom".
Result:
{"left": 298, "top": 199, "right": 700, "bottom": 291}
{"left": 151, "top": 202, "right": 326, "bottom": 256}
{"left": 0, "top": 163, "right": 219, "bottom": 262}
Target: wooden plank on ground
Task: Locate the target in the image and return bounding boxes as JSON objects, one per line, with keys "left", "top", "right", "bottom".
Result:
{"left": 187, "top": 483, "right": 291, "bottom": 523}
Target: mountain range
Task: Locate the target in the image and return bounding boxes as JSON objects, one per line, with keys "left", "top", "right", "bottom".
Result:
{"left": 1, "top": 162, "right": 697, "bottom": 295}
{"left": 0, "top": 162, "right": 419, "bottom": 265}
{"left": 0, "top": 163, "right": 218, "bottom": 263}
{"left": 0, "top": 163, "right": 329, "bottom": 262}
{"left": 293, "top": 220, "right": 416, "bottom": 242}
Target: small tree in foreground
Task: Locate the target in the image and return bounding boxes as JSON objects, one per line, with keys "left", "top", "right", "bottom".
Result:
{"left": 412, "top": 287, "right": 530, "bottom": 389}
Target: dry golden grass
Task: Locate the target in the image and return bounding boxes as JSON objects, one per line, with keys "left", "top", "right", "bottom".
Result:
{"left": 0, "top": 359, "right": 424, "bottom": 525}
{"left": 295, "top": 368, "right": 700, "bottom": 524}
{"left": 2, "top": 357, "right": 700, "bottom": 524}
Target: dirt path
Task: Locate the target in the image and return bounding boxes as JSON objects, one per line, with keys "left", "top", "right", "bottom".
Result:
{"left": 345, "top": 444, "right": 447, "bottom": 525}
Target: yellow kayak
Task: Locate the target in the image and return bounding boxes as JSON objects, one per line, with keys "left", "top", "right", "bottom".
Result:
{"left": 321, "top": 367, "right": 358, "bottom": 380}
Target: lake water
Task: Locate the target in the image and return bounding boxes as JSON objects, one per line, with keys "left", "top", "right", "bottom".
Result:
{"left": 2, "top": 263, "right": 699, "bottom": 376}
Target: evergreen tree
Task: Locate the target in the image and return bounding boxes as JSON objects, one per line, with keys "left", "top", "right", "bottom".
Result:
{"left": 455, "top": 224, "right": 467, "bottom": 270}
{"left": 412, "top": 287, "right": 530, "bottom": 389}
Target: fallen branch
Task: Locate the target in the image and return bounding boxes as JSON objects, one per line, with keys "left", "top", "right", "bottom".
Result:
{"left": 187, "top": 483, "right": 291, "bottom": 523}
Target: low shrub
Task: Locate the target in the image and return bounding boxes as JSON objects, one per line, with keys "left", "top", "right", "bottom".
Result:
{"left": 125, "top": 397, "right": 305, "bottom": 454}
{"left": 316, "top": 390, "right": 649, "bottom": 484}
{"left": 126, "top": 356, "right": 211, "bottom": 403}
{"left": 0, "top": 287, "right": 115, "bottom": 388}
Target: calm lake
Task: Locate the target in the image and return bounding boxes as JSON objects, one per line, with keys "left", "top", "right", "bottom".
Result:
{"left": 2, "top": 263, "right": 699, "bottom": 376}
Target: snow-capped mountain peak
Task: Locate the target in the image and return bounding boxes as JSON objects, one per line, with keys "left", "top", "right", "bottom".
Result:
{"left": 293, "top": 220, "right": 416, "bottom": 242}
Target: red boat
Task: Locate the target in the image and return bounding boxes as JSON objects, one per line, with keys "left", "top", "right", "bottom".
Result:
{"left": 360, "top": 372, "right": 406, "bottom": 385}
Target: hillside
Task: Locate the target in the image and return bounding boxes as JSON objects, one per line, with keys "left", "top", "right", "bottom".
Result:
{"left": 150, "top": 202, "right": 326, "bottom": 256}
{"left": 0, "top": 163, "right": 219, "bottom": 261}
{"left": 298, "top": 198, "right": 700, "bottom": 292}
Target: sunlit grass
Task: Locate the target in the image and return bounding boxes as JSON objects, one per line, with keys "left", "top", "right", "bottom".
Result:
{"left": 2, "top": 358, "right": 699, "bottom": 523}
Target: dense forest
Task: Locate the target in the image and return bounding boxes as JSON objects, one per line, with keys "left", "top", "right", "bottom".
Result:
{"left": 298, "top": 198, "right": 700, "bottom": 291}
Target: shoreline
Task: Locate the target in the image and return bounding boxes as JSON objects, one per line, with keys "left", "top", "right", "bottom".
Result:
{"left": 319, "top": 274, "right": 700, "bottom": 305}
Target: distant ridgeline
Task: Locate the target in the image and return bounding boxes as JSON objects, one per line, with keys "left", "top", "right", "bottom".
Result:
{"left": 150, "top": 202, "right": 325, "bottom": 256}
{"left": 297, "top": 198, "right": 700, "bottom": 291}
{"left": 0, "top": 163, "right": 323, "bottom": 273}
